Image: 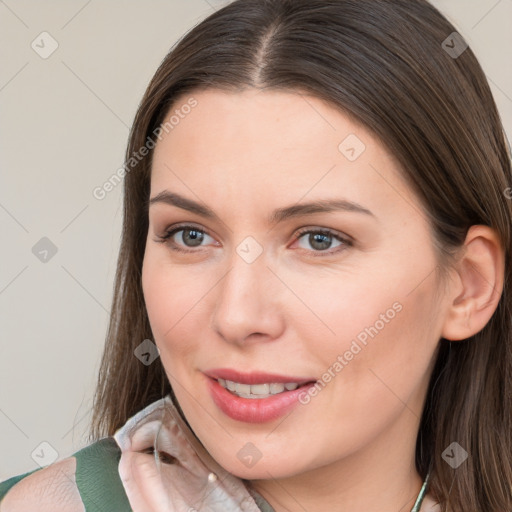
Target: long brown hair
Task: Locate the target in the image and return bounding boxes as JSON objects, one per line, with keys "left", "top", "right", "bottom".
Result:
{"left": 89, "top": 1, "right": 512, "bottom": 509}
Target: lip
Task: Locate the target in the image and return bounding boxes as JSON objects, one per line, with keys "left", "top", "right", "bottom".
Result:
{"left": 204, "top": 368, "right": 315, "bottom": 385}
{"left": 203, "top": 369, "right": 317, "bottom": 423}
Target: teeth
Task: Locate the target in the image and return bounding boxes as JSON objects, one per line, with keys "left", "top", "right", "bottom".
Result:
{"left": 218, "top": 379, "right": 301, "bottom": 398}
{"left": 235, "top": 383, "right": 251, "bottom": 394}
{"left": 250, "top": 384, "right": 270, "bottom": 395}
{"left": 269, "top": 383, "right": 285, "bottom": 394}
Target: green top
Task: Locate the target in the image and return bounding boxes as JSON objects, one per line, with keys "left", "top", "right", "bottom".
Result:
{"left": 0, "top": 437, "right": 276, "bottom": 511}
{"left": 0, "top": 441, "right": 430, "bottom": 511}
{"left": 0, "top": 404, "right": 430, "bottom": 512}
{"left": 0, "top": 437, "right": 132, "bottom": 510}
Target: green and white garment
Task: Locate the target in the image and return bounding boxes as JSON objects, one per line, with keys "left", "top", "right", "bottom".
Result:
{"left": 0, "top": 395, "right": 434, "bottom": 511}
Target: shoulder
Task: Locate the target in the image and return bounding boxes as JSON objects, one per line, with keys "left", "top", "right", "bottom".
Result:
{"left": 0, "top": 437, "right": 130, "bottom": 512}
{"left": 0, "top": 457, "right": 83, "bottom": 512}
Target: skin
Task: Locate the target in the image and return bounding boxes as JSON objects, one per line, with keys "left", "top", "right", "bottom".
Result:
{"left": 0, "top": 458, "right": 84, "bottom": 511}
{"left": 141, "top": 88, "right": 504, "bottom": 512}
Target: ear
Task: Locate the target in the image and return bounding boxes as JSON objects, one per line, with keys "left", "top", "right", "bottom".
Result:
{"left": 441, "top": 225, "right": 505, "bottom": 341}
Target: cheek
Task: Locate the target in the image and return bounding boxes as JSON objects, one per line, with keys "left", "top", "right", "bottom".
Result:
{"left": 141, "top": 258, "right": 171, "bottom": 335}
{"left": 305, "top": 258, "right": 439, "bottom": 395}
{"left": 328, "top": 281, "right": 439, "bottom": 424}
{"left": 142, "top": 249, "right": 186, "bottom": 331}
{"left": 305, "top": 290, "right": 438, "bottom": 462}
{"left": 141, "top": 252, "right": 207, "bottom": 367}
{"left": 288, "top": 270, "right": 400, "bottom": 362}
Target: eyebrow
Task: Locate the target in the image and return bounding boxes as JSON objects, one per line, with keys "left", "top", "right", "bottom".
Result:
{"left": 148, "top": 190, "right": 376, "bottom": 224}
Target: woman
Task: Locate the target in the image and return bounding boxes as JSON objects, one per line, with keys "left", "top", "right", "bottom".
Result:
{"left": 1, "top": 0, "right": 511, "bottom": 510}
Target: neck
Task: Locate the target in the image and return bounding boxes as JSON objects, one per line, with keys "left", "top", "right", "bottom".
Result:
{"left": 247, "top": 408, "right": 426, "bottom": 512}
{"left": 249, "top": 461, "right": 425, "bottom": 512}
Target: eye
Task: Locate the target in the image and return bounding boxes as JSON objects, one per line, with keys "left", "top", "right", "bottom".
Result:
{"left": 154, "top": 224, "right": 216, "bottom": 253}
{"left": 293, "top": 227, "right": 352, "bottom": 256}
{"left": 154, "top": 224, "right": 352, "bottom": 256}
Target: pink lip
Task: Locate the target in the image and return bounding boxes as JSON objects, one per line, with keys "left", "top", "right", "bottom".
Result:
{"left": 204, "top": 368, "right": 315, "bottom": 385}
{"left": 203, "top": 369, "right": 317, "bottom": 423}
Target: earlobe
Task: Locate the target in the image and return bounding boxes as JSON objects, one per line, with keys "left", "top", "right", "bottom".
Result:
{"left": 441, "top": 225, "right": 505, "bottom": 342}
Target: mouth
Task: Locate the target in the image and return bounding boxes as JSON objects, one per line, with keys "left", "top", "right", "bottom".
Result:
{"left": 203, "top": 369, "right": 318, "bottom": 422}
{"left": 217, "top": 379, "right": 311, "bottom": 399}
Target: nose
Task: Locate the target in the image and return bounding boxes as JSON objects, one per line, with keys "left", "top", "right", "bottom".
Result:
{"left": 211, "top": 247, "right": 285, "bottom": 347}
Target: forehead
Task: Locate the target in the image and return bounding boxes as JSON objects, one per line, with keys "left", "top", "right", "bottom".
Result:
{"left": 149, "top": 88, "right": 417, "bottom": 220}
{"left": 153, "top": 88, "right": 369, "bottom": 161}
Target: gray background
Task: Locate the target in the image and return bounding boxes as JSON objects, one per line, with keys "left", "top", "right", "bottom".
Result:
{"left": 1, "top": 0, "right": 511, "bottom": 477}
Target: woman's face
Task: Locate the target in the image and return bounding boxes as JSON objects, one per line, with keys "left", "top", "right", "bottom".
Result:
{"left": 142, "top": 88, "right": 449, "bottom": 479}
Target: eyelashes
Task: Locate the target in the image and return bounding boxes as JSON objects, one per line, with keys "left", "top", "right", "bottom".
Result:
{"left": 154, "top": 223, "right": 353, "bottom": 256}
{"left": 155, "top": 225, "right": 215, "bottom": 253}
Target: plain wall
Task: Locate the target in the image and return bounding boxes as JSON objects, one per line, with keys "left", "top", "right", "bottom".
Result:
{"left": 1, "top": 0, "right": 511, "bottom": 478}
